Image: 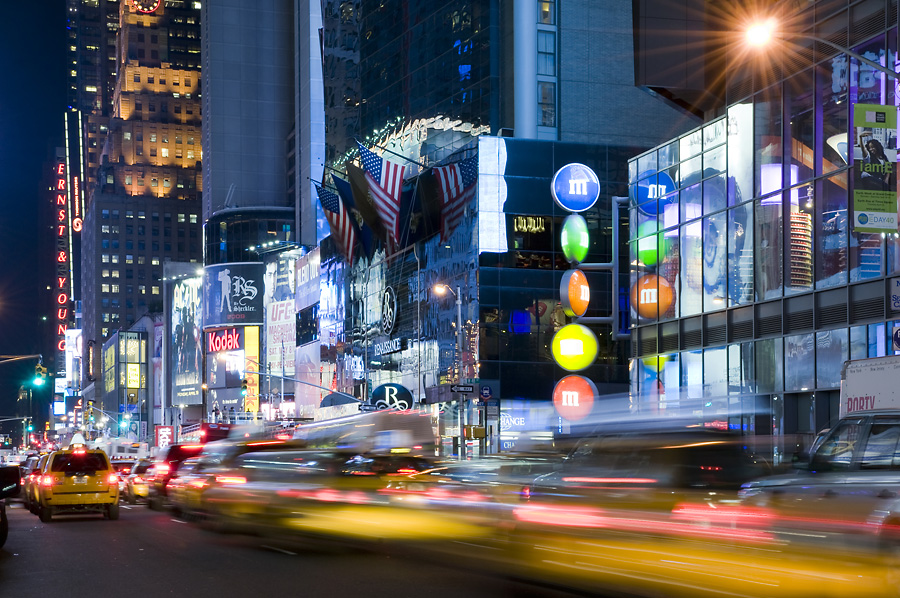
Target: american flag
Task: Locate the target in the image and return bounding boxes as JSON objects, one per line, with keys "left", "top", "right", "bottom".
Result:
{"left": 316, "top": 183, "right": 356, "bottom": 264}
{"left": 433, "top": 154, "right": 478, "bottom": 240}
{"left": 357, "top": 141, "right": 405, "bottom": 242}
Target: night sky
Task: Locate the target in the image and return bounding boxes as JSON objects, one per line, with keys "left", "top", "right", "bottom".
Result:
{"left": 0, "top": 1, "right": 67, "bottom": 432}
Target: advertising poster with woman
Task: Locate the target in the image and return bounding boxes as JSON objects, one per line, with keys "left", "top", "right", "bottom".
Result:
{"left": 853, "top": 103, "right": 898, "bottom": 233}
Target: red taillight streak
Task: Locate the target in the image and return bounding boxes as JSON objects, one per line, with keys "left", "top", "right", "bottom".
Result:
{"left": 512, "top": 504, "right": 774, "bottom": 544}
{"left": 214, "top": 475, "right": 246, "bottom": 485}
{"left": 514, "top": 504, "right": 608, "bottom": 528}
{"left": 188, "top": 479, "right": 207, "bottom": 489}
{"left": 155, "top": 463, "right": 171, "bottom": 476}
{"left": 315, "top": 488, "right": 341, "bottom": 502}
{"left": 246, "top": 440, "right": 284, "bottom": 447}
{"left": 133, "top": 476, "right": 144, "bottom": 484}
{"left": 672, "top": 503, "right": 774, "bottom": 527}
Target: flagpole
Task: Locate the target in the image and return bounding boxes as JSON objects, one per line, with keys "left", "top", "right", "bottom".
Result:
{"left": 355, "top": 137, "right": 427, "bottom": 169}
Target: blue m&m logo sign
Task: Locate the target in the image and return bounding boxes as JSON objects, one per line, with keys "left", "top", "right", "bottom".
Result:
{"left": 552, "top": 163, "right": 601, "bottom": 212}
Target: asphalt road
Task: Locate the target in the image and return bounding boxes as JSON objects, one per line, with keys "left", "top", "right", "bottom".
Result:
{"left": 0, "top": 501, "right": 583, "bottom": 598}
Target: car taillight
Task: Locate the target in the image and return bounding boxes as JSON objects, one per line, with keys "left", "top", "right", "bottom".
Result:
{"left": 521, "top": 486, "right": 531, "bottom": 501}
{"left": 155, "top": 463, "right": 170, "bottom": 477}
{"left": 214, "top": 475, "right": 246, "bottom": 485}
{"left": 41, "top": 475, "right": 54, "bottom": 487}
{"left": 133, "top": 476, "right": 143, "bottom": 484}
{"left": 107, "top": 473, "right": 119, "bottom": 485}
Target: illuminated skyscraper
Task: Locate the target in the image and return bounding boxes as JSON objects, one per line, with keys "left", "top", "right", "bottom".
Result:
{"left": 81, "top": 0, "right": 203, "bottom": 383}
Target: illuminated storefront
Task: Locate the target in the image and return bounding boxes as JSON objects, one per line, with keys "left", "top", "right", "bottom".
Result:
{"left": 99, "top": 330, "right": 149, "bottom": 441}
{"left": 628, "top": 25, "right": 900, "bottom": 460}
{"left": 313, "top": 136, "right": 633, "bottom": 454}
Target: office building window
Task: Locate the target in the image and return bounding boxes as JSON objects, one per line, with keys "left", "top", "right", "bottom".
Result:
{"left": 538, "top": 82, "right": 556, "bottom": 126}
{"left": 537, "top": 31, "right": 555, "bottom": 76}
{"left": 152, "top": 286, "right": 160, "bottom": 295}
{"left": 102, "top": 254, "right": 110, "bottom": 263}
{"left": 538, "top": 0, "right": 554, "bottom": 24}
{"left": 111, "top": 284, "right": 119, "bottom": 293}
{"left": 101, "top": 284, "right": 109, "bottom": 293}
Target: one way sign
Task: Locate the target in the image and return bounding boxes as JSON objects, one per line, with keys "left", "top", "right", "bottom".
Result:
{"left": 450, "top": 384, "right": 474, "bottom": 394}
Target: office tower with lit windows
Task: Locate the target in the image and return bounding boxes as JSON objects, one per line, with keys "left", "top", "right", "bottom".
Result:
{"left": 81, "top": 0, "right": 203, "bottom": 381}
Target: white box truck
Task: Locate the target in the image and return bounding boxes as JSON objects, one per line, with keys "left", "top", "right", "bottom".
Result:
{"left": 839, "top": 354, "right": 900, "bottom": 417}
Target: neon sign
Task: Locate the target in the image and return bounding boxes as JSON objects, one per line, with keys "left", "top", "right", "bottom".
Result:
{"left": 54, "top": 162, "right": 71, "bottom": 360}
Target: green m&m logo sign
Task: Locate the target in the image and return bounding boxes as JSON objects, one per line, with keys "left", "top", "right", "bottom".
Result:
{"left": 560, "top": 214, "right": 589, "bottom": 265}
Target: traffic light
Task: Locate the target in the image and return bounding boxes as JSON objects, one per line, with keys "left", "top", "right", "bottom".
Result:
{"left": 33, "top": 364, "right": 47, "bottom": 386}
{"left": 26, "top": 419, "right": 33, "bottom": 432}
{"left": 241, "top": 378, "right": 249, "bottom": 396}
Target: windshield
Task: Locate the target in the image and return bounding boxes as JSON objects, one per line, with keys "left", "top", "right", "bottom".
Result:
{"left": 51, "top": 452, "right": 109, "bottom": 474}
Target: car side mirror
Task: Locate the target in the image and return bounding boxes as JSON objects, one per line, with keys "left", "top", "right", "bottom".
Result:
{"left": 0, "top": 465, "right": 21, "bottom": 499}
{"left": 791, "top": 451, "right": 810, "bottom": 471}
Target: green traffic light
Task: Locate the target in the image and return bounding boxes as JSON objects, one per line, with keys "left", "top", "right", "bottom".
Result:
{"left": 33, "top": 377, "right": 44, "bottom": 386}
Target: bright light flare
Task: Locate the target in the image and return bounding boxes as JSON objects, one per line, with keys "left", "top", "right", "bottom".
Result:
{"left": 746, "top": 19, "right": 775, "bottom": 48}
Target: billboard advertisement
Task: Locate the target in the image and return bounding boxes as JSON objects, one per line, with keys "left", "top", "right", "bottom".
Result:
{"left": 265, "top": 251, "right": 299, "bottom": 378}
{"left": 204, "top": 262, "right": 265, "bottom": 327}
{"left": 170, "top": 277, "right": 203, "bottom": 405}
{"left": 853, "top": 103, "right": 898, "bottom": 233}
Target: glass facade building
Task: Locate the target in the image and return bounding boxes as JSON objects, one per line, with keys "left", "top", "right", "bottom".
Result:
{"left": 628, "top": 19, "right": 900, "bottom": 461}
{"left": 311, "top": 136, "right": 634, "bottom": 454}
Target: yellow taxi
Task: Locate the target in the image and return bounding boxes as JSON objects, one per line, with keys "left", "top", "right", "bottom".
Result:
{"left": 22, "top": 454, "right": 48, "bottom": 513}
{"left": 34, "top": 435, "right": 120, "bottom": 522}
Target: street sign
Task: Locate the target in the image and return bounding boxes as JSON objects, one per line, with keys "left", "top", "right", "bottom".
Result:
{"left": 451, "top": 384, "right": 474, "bottom": 394}
{"left": 479, "top": 385, "right": 492, "bottom": 399}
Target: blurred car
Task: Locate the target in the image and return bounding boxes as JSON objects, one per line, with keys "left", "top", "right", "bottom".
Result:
{"left": 0, "top": 465, "right": 21, "bottom": 548}
{"left": 740, "top": 410, "right": 900, "bottom": 554}
{"left": 201, "top": 448, "right": 482, "bottom": 542}
{"left": 167, "top": 456, "right": 210, "bottom": 518}
{"left": 110, "top": 460, "right": 134, "bottom": 494}
{"left": 147, "top": 443, "right": 205, "bottom": 511}
{"left": 163, "top": 437, "right": 308, "bottom": 520}
{"left": 22, "top": 454, "right": 48, "bottom": 512}
{"left": 34, "top": 444, "right": 120, "bottom": 521}
{"left": 123, "top": 459, "right": 153, "bottom": 504}
{"left": 514, "top": 427, "right": 772, "bottom": 542}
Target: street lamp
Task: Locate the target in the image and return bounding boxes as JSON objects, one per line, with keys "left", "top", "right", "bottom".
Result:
{"left": 433, "top": 283, "right": 466, "bottom": 459}
{"left": 745, "top": 18, "right": 900, "bottom": 81}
